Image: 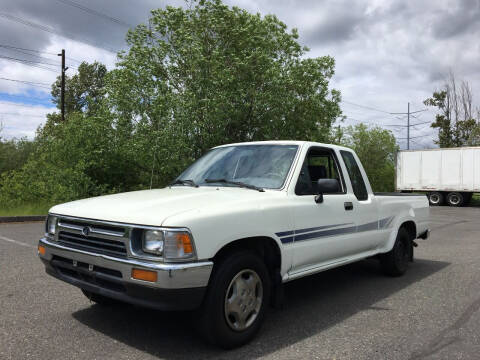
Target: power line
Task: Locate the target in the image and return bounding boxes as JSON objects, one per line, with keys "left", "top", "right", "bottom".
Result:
{"left": 0, "top": 12, "right": 118, "bottom": 53}
{"left": 0, "top": 55, "right": 58, "bottom": 73}
{"left": 396, "top": 135, "right": 425, "bottom": 140}
{"left": 0, "top": 43, "right": 82, "bottom": 65}
{"left": 385, "top": 120, "right": 431, "bottom": 128}
{"left": 409, "top": 121, "right": 431, "bottom": 127}
{"left": 342, "top": 100, "right": 392, "bottom": 114}
{"left": 52, "top": 0, "right": 133, "bottom": 28}
{"left": 0, "top": 54, "right": 58, "bottom": 67}
{"left": 0, "top": 77, "right": 51, "bottom": 88}
{"left": 0, "top": 46, "right": 77, "bottom": 70}
{"left": 0, "top": 44, "right": 57, "bottom": 56}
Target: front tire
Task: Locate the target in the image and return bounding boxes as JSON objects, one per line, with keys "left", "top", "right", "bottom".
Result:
{"left": 380, "top": 228, "right": 411, "bottom": 277}
{"left": 198, "top": 251, "right": 270, "bottom": 349}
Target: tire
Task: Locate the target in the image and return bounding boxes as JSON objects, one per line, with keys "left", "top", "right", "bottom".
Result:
{"left": 197, "top": 251, "right": 271, "bottom": 349}
{"left": 81, "top": 289, "right": 122, "bottom": 306}
{"left": 446, "top": 192, "right": 464, "bottom": 207}
{"left": 380, "top": 227, "right": 411, "bottom": 277}
{"left": 428, "top": 192, "right": 444, "bottom": 206}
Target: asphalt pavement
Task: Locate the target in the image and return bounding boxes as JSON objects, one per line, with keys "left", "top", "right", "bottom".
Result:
{"left": 1, "top": 206, "right": 479, "bottom": 359}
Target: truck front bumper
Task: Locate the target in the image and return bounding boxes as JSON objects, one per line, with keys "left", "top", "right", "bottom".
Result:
{"left": 38, "top": 237, "right": 213, "bottom": 311}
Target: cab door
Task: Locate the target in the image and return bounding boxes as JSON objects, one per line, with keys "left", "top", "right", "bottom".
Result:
{"left": 289, "top": 146, "right": 359, "bottom": 272}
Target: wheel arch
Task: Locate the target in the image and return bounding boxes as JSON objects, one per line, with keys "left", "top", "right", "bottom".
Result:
{"left": 384, "top": 216, "right": 418, "bottom": 253}
{"left": 212, "top": 236, "right": 282, "bottom": 273}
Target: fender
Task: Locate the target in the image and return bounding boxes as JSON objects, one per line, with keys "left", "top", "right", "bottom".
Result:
{"left": 383, "top": 207, "right": 417, "bottom": 253}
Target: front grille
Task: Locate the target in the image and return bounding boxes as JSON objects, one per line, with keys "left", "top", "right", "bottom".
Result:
{"left": 57, "top": 218, "right": 128, "bottom": 258}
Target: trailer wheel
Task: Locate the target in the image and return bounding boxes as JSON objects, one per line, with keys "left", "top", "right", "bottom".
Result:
{"left": 446, "top": 192, "right": 464, "bottom": 207}
{"left": 428, "top": 192, "right": 444, "bottom": 206}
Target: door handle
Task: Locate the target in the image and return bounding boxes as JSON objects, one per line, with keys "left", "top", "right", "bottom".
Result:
{"left": 344, "top": 202, "right": 353, "bottom": 211}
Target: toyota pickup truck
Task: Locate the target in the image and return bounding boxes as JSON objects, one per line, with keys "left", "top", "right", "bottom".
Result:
{"left": 38, "top": 141, "right": 429, "bottom": 348}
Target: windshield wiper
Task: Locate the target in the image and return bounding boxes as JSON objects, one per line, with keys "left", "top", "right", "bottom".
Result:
{"left": 204, "top": 178, "right": 265, "bottom": 192}
{"left": 169, "top": 179, "right": 199, "bottom": 188}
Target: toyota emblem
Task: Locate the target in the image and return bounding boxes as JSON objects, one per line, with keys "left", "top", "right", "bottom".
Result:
{"left": 82, "top": 226, "right": 92, "bottom": 236}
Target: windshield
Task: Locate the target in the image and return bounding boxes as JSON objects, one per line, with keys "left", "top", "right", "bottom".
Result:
{"left": 175, "top": 144, "right": 299, "bottom": 189}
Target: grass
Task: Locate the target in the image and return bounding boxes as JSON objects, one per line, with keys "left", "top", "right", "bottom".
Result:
{"left": 0, "top": 203, "right": 51, "bottom": 217}
{"left": 470, "top": 193, "right": 480, "bottom": 207}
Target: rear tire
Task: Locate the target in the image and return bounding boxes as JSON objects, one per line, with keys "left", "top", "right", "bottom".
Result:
{"left": 380, "top": 228, "right": 411, "bottom": 277}
{"left": 446, "top": 192, "right": 464, "bottom": 207}
{"left": 428, "top": 192, "right": 444, "bottom": 206}
{"left": 81, "top": 289, "right": 122, "bottom": 306}
{"left": 197, "top": 251, "right": 270, "bottom": 349}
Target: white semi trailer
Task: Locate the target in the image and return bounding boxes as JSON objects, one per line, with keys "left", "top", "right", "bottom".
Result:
{"left": 396, "top": 147, "right": 480, "bottom": 206}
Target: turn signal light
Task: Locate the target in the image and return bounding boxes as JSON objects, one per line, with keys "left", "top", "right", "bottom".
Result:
{"left": 131, "top": 268, "right": 157, "bottom": 282}
{"left": 176, "top": 233, "right": 193, "bottom": 254}
{"left": 38, "top": 245, "right": 46, "bottom": 255}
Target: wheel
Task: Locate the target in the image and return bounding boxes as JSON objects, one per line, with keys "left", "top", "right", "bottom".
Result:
{"left": 446, "top": 192, "right": 464, "bottom": 207}
{"left": 428, "top": 192, "right": 444, "bottom": 206}
{"left": 197, "top": 251, "right": 270, "bottom": 349}
{"left": 380, "top": 227, "right": 411, "bottom": 277}
{"left": 81, "top": 289, "right": 122, "bottom": 306}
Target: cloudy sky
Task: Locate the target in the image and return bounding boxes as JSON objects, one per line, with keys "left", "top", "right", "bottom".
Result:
{"left": 0, "top": 0, "right": 479, "bottom": 149}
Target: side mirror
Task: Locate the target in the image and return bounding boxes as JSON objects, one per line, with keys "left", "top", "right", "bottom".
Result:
{"left": 314, "top": 179, "right": 340, "bottom": 204}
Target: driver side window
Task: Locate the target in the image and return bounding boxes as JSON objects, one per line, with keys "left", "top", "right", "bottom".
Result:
{"left": 295, "top": 148, "right": 344, "bottom": 195}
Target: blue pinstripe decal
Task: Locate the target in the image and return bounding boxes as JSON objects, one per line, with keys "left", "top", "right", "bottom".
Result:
{"left": 275, "top": 230, "right": 294, "bottom": 237}
{"left": 277, "top": 216, "right": 394, "bottom": 244}
{"left": 294, "top": 225, "right": 357, "bottom": 242}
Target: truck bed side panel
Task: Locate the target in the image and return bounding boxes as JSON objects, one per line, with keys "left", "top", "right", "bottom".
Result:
{"left": 375, "top": 194, "right": 429, "bottom": 253}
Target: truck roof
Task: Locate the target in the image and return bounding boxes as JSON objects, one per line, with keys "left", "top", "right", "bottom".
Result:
{"left": 214, "top": 140, "right": 353, "bottom": 152}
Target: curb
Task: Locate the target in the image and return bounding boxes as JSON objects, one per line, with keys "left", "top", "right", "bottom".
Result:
{"left": 0, "top": 215, "right": 46, "bottom": 223}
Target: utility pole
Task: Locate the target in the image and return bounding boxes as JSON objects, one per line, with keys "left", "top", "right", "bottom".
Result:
{"left": 407, "top": 102, "right": 410, "bottom": 150}
{"left": 391, "top": 103, "right": 426, "bottom": 150}
{"left": 57, "top": 49, "right": 67, "bottom": 121}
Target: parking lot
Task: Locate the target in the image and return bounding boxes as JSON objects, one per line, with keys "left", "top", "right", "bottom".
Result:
{"left": 1, "top": 206, "right": 479, "bottom": 359}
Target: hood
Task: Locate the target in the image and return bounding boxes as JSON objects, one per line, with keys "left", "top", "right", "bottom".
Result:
{"left": 49, "top": 186, "right": 274, "bottom": 226}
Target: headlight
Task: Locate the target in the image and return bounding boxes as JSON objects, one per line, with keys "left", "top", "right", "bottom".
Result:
{"left": 141, "top": 229, "right": 195, "bottom": 261}
{"left": 46, "top": 215, "right": 58, "bottom": 236}
{"left": 142, "top": 230, "right": 164, "bottom": 255}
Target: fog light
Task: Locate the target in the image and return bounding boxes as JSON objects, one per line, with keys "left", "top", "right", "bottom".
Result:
{"left": 131, "top": 268, "right": 157, "bottom": 282}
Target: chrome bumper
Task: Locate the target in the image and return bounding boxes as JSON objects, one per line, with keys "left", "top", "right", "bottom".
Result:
{"left": 38, "top": 237, "right": 213, "bottom": 289}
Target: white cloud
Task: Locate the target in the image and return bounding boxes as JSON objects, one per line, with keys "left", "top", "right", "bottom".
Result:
{"left": 0, "top": 102, "right": 54, "bottom": 139}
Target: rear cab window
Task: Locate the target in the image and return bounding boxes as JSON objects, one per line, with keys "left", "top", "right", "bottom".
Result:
{"left": 340, "top": 150, "right": 368, "bottom": 201}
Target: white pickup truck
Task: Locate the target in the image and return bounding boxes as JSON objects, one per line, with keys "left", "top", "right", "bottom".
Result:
{"left": 38, "top": 141, "right": 429, "bottom": 348}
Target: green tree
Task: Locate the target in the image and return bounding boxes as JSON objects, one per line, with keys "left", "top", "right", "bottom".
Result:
{"left": 338, "top": 124, "right": 398, "bottom": 192}
{"left": 47, "top": 61, "right": 108, "bottom": 124}
{"left": 107, "top": 0, "right": 342, "bottom": 184}
{"left": 424, "top": 73, "right": 479, "bottom": 147}
{"left": 0, "top": 128, "right": 35, "bottom": 177}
